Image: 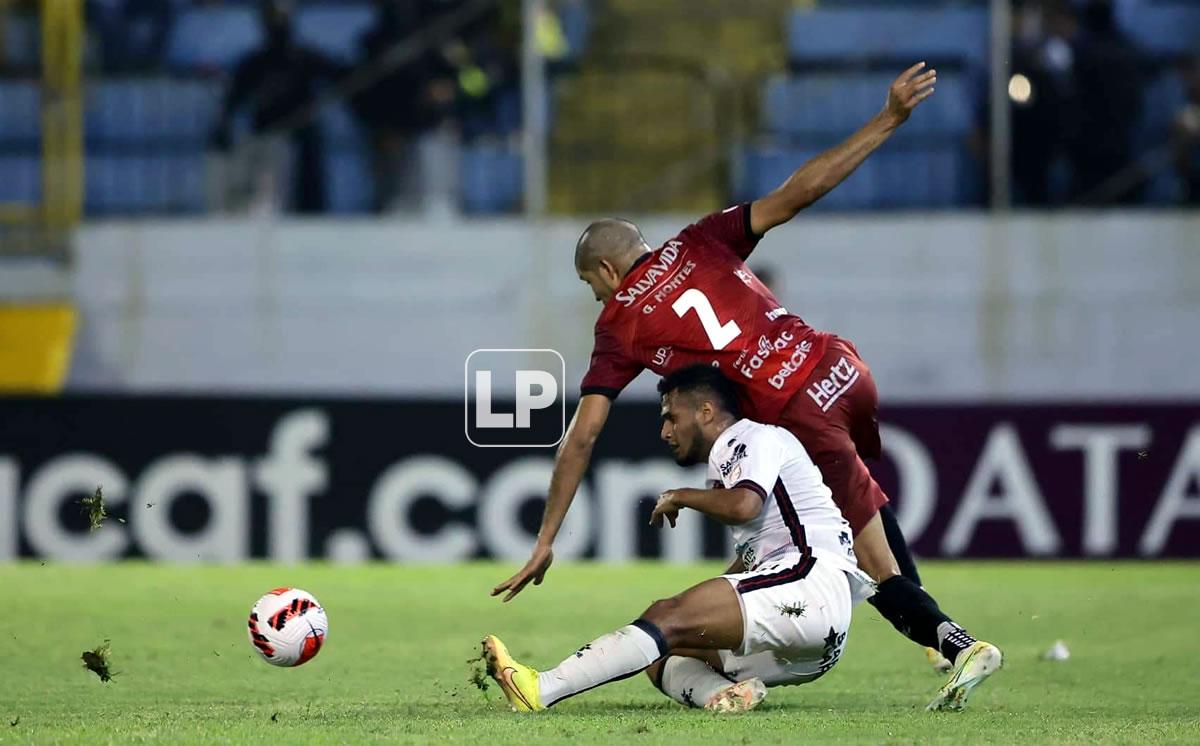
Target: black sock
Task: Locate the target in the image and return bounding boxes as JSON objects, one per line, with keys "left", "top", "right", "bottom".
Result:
{"left": 868, "top": 575, "right": 954, "bottom": 651}
{"left": 935, "top": 622, "right": 978, "bottom": 664}
{"left": 879, "top": 505, "right": 922, "bottom": 586}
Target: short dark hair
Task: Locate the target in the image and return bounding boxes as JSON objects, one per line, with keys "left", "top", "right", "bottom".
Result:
{"left": 575, "top": 218, "right": 646, "bottom": 271}
{"left": 657, "top": 364, "right": 741, "bottom": 418}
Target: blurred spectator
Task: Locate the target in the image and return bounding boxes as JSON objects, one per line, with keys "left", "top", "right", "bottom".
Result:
{"left": 210, "top": 0, "right": 343, "bottom": 214}
{"left": 0, "top": 0, "right": 39, "bottom": 73}
{"left": 351, "top": 0, "right": 523, "bottom": 214}
{"left": 1172, "top": 57, "right": 1200, "bottom": 205}
{"left": 1110, "top": 0, "right": 1148, "bottom": 35}
{"left": 1064, "top": 0, "right": 1145, "bottom": 204}
{"left": 1012, "top": 0, "right": 1077, "bottom": 206}
{"left": 970, "top": 0, "right": 1077, "bottom": 206}
{"left": 972, "top": 0, "right": 1148, "bottom": 207}
{"left": 351, "top": 0, "right": 459, "bottom": 213}
{"left": 453, "top": 2, "right": 523, "bottom": 141}
{"left": 87, "top": 0, "right": 176, "bottom": 72}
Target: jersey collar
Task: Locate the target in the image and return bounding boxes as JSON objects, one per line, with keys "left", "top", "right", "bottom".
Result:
{"left": 713, "top": 418, "right": 753, "bottom": 449}
{"left": 622, "top": 251, "right": 654, "bottom": 281}
{"left": 599, "top": 250, "right": 655, "bottom": 315}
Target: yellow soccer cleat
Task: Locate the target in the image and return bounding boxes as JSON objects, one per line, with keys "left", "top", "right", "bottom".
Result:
{"left": 482, "top": 635, "right": 543, "bottom": 712}
{"left": 926, "top": 641, "right": 1003, "bottom": 712}
{"left": 925, "top": 646, "right": 953, "bottom": 674}
{"left": 704, "top": 678, "right": 767, "bottom": 714}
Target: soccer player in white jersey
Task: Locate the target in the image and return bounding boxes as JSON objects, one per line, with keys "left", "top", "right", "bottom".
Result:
{"left": 482, "top": 364, "right": 918, "bottom": 713}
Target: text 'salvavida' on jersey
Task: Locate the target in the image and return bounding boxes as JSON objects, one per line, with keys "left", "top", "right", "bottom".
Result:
{"left": 581, "top": 204, "right": 830, "bottom": 421}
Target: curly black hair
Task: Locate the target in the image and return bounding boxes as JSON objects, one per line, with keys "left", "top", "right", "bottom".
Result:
{"left": 656, "top": 364, "right": 741, "bottom": 418}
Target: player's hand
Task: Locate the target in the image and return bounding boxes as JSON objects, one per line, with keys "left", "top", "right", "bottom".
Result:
{"left": 491, "top": 543, "right": 554, "bottom": 603}
{"left": 883, "top": 62, "right": 937, "bottom": 127}
{"left": 650, "top": 491, "right": 682, "bottom": 528}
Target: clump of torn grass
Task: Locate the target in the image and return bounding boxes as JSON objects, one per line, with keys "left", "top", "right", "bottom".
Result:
{"left": 79, "top": 487, "right": 108, "bottom": 531}
{"left": 467, "top": 652, "right": 490, "bottom": 693}
{"left": 81, "top": 640, "right": 115, "bottom": 682}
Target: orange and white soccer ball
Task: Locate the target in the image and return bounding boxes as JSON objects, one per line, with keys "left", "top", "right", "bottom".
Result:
{"left": 247, "top": 587, "right": 328, "bottom": 667}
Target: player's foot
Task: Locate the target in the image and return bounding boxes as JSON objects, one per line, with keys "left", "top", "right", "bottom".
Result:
{"left": 481, "top": 634, "right": 543, "bottom": 712}
{"left": 925, "top": 646, "right": 953, "bottom": 674}
{"left": 926, "top": 641, "right": 1002, "bottom": 712}
{"left": 704, "top": 677, "right": 767, "bottom": 714}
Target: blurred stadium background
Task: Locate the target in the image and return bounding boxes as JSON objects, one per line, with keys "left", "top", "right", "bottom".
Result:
{"left": 0, "top": 0, "right": 1197, "bottom": 567}
{"left": 2, "top": 6, "right": 1198, "bottom": 743}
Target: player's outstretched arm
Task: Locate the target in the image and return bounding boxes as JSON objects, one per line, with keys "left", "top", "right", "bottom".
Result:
{"left": 749, "top": 62, "right": 937, "bottom": 235}
{"left": 491, "top": 394, "right": 612, "bottom": 602}
{"left": 651, "top": 487, "right": 762, "bottom": 528}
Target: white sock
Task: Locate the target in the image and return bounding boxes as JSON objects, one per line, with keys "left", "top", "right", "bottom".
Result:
{"left": 657, "top": 655, "right": 734, "bottom": 708}
{"left": 537, "top": 622, "right": 667, "bottom": 707}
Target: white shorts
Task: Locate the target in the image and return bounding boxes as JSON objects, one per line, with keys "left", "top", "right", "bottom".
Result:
{"left": 718, "top": 552, "right": 870, "bottom": 686}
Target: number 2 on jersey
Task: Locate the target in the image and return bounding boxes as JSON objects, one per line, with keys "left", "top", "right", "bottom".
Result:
{"left": 672, "top": 289, "right": 741, "bottom": 350}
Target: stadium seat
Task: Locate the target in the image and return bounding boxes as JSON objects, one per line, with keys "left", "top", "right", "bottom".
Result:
{"left": 165, "top": 5, "right": 262, "bottom": 72}
{"left": 85, "top": 155, "right": 207, "bottom": 214}
{"left": 460, "top": 144, "right": 523, "bottom": 214}
{"left": 318, "top": 102, "right": 368, "bottom": 149}
{"left": 762, "top": 71, "right": 972, "bottom": 138}
{"left": 324, "top": 146, "right": 375, "bottom": 214}
{"left": 0, "top": 156, "right": 41, "bottom": 203}
{"left": 736, "top": 143, "right": 969, "bottom": 210}
{"left": 0, "top": 80, "right": 40, "bottom": 142}
{"left": 296, "top": 3, "right": 375, "bottom": 64}
{"left": 1, "top": 13, "right": 39, "bottom": 71}
{"left": 461, "top": 87, "right": 540, "bottom": 141}
{"left": 1137, "top": 70, "right": 1187, "bottom": 147}
{"left": 814, "top": 0, "right": 986, "bottom": 4}
{"left": 736, "top": 144, "right": 866, "bottom": 209}
{"left": 1124, "top": 4, "right": 1200, "bottom": 57}
{"left": 86, "top": 78, "right": 222, "bottom": 144}
{"left": 1144, "top": 170, "right": 1184, "bottom": 206}
{"left": 558, "top": 0, "right": 592, "bottom": 60}
{"left": 787, "top": 7, "right": 989, "bottom": 65}
{"left": 874, "top": 148, "right": 966, "bottom": 207}
{"left": 1135, "top": 69, "right": 1189, "bottom": 205}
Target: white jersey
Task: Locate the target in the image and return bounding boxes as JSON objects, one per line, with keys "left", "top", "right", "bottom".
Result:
{"left": 706, "top": 418, "right": 858, "bottom": 573}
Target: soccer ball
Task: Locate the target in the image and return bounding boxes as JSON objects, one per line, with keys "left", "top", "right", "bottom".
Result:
{"left": 247, "top": 587, "right": 328, "bottom": 667}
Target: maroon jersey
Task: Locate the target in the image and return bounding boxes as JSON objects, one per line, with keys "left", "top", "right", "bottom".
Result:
{"left": 580, "top": 203, "right": 830, "bottom": 421}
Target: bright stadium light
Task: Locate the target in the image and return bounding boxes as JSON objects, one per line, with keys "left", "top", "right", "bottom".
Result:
{"left": 1008, "top": 73, "right": 1033, "bottom": 105}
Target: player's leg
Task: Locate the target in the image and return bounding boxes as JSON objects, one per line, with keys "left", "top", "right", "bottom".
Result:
{"left": 855, "top": 510, "right": 964, "bottom": 654}
{"left": 836, "top": 344, "right": 923, "bottom": 586}
{"left": 834, "top": 357, "right": 958, "bottom": 671}
{"left": 645, "top": 652, "right": 758, "bottom": 712}
{"left": 880, "top": 504, "right": 922, "bottom": 585}
{"left": 784, "top": 344, "right": 1002, "bottom": 706}
{"left": 649, "top": 556, "right": 856, "bottom": 712}
{"left": 714, "top": 559, "right": 856, "bottom": 702}
{"left": 865, "top": 502, "right": 956, "bottom": 668}
{"left": 840, "top": 362, "right": 997, "bottom": 676}
{"left": 799, "top": 450, "right": 1004, "bottom": 704}
{"left": 483, "top": 577, "right": 745, "bottom": 711}
{"left": 813, "top": 420, "right": 994, "bottom": 678}
{"left": 537, "top": 577, "right": 744, "bottom": 707}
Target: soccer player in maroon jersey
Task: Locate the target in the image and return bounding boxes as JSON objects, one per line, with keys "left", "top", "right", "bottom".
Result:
{"left": 493, "top": 63, "right": 1002, "bottom": 709}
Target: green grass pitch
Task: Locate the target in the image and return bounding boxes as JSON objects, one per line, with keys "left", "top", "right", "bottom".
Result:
{"left": 1, "top": 561, "right": 1198, "bottom": 744}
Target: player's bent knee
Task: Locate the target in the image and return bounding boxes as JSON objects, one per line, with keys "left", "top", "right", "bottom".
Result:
{"left": 641, "top": 597, "right": 682, "bottom": 625}
{"left": 640, "top": 597, "right": 690, "bottom": 646}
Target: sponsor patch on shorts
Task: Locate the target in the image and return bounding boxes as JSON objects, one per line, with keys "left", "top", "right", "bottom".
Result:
{"left": 805, "top": 356, "right": 860, "bottom": 412}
